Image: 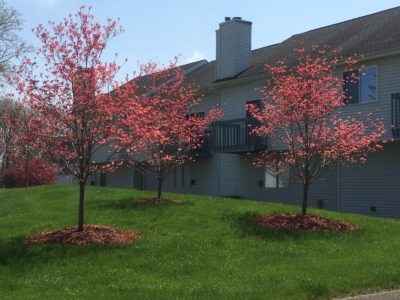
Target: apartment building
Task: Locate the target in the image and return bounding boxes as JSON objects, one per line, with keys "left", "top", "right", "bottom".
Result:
{"left": 92, "top": 7, "right": 400, "bottom": 218}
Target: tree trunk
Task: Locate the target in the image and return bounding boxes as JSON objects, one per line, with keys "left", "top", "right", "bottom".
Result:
{"left": 302, "top": 182, "right": 309, "bottom": 215}
{"left": 0, "top": 157, "right": 5, "bottom": 188}
{"left": 78, "top": 181, "right": 85, "bottom": 231}
{"left": 157, "top": 177, "right": 163, "bottom": 199}
{"left": 25, "top": 148, "right": 29, "bottom": 189}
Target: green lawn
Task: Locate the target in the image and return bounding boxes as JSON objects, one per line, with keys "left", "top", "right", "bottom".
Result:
{"left": 0, "top": 185, "right": 400, "bottom": 299}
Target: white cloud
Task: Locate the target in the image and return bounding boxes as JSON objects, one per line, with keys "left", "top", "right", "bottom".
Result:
{"left": 185, "top": 50, "right": 206, "bottom": 63}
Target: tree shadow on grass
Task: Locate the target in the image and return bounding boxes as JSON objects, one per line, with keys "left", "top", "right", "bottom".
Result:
{"left": 0, "top": 235, "right": 132, "bottom": 268}
{"left": 230, "top": 211, "right": 365, "bottom": 242}
{"left": 91, "top": 197, "right": 192, "bottom": 212}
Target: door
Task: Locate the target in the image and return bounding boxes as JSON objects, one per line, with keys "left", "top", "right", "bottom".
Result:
{"left": 133, "top": 169, "right": 144, "bottom": 190}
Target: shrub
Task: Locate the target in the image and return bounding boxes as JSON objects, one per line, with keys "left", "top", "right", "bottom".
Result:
{"left": 2, "top": 158, "right": 58, "bottom": 188}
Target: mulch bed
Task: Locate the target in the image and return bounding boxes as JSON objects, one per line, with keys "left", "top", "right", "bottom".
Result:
{"left": 134, "top": 198, "right": 182, "bottom": 205}
{"left": 26, "top": 225, "right": 143, "bottom": 245}
{"left": 254, "top": 213, "right": 358, "bottom": 231}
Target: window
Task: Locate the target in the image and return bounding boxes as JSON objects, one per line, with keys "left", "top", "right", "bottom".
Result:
{"left": 187, "top": 112, "right": 205, "bottom": 119}
{"left": 360, "top": 67, "right": 377, "bottom": 102}
{"left": 343, "top": 66, "right": 377, "bottom": 104}
{"left": 246, "top": 100, "right": 261, "bottom": 118}
{"left": 264, "top": 165, "right": 289, "bottom": 188}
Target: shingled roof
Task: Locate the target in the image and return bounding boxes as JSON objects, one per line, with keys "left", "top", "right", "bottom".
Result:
{"left": 117, "top": 59, "right": 207, "bottom": 95}
{"left": 186, "top": 6, "right": 400, "bottom": 90}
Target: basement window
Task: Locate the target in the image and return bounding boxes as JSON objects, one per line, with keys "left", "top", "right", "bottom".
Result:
{"left": 265, "top": 165, "right": 289, "bottom": 188}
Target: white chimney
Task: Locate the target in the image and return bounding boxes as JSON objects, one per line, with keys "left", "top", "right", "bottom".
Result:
{"left": 216, "top": 17, "right": 252, "bottom": 80}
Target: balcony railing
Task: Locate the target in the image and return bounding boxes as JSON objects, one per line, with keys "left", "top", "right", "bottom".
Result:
{"left": 209, "top": 117, "right": 267, "bottom": 153}
{"left": 111, "top": 118, "right": 267, "bottom": 160}
{"left": 392, "top": 93, "right": 400, "bottom": 138}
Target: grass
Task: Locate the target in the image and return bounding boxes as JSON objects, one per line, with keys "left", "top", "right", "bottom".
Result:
{"left": 0, "top": 185, "right": 400, "bottom": 299}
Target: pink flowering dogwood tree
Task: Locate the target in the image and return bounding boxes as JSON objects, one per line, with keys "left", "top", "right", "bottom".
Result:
{"left": 0, "top": 99, "right": 46, "bottom": 189}
{"left": 3, "top": 158, "right": 58, "bottom": 188}
{"left": 248, "top": 47, "right": 386, "bottom": 215}
{"left": 115, "top": 60, "right": 221, "bottom": 199}
{"left": 16, "top": 7, "right": 128, "bottom": 231}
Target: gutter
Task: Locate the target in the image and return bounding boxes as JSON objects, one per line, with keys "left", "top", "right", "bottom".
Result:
{"left": 200, "top": 49, "right": 400, "bottom": 95}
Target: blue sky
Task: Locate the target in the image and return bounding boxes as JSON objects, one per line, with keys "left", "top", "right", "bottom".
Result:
{"left": 7, "top": 0, "right": 400, "bottom": 77}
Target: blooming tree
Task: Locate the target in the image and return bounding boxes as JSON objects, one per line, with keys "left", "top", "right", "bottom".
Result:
{"left": 115, "top": 61, "right": 221, "bottom": 199}
{"left": 2, "top": 158, "right": 58, "bottom": 188}
{"left": 0, "top": 99, "right": 43, "bottom": 189}
{"left": 248, "top": 47, "right": 386, "bottom": 215}
{"left": 16, "top": 7, "right": 128, "bottom": 231}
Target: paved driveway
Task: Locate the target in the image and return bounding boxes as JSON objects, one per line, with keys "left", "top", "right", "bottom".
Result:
{"left": 338, "top": 290, "right": 400, "bottom": 300}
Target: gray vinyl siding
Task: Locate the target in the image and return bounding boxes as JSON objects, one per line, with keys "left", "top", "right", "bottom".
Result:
{"left": 97, "top": 54, "right": 400, "bottom": 218}
{"left": 213, "top": 83, "right": 260, "bottom": 197}
{"left": 218, "top": 153, "right": 242, "bottom": 197}
{"left": 91, "top": 143, "right": 119, "bottom": 163}
{"left": 338, "top": 56, "right": 400, "bottom": 139}
{"left": 185, "top": 156, "right": 220, "bottom": 195}
{"left": 216, "top": 142, "right": 400, "bottom": 218}
{"left": 90, "top": 166, "right": 145, "bottom": 189}
{"left": 236, "top": 142, "right": 400, "bottom": 218}
{"left": 339, "top": 142, "right": 400, "bottom": 216}
{"left": 106, "top": 167, "right": 134, "bottom": 189}
{"left": 89, "top": 167, "right": 134, "bottom": 189}
{"left": 142, "top": 55, "right": 400, "bottom": 217}
{"left": 224, "top": 154, "right": 339, "bottom": 211}
{"left": 266, "top": 56, "right": 400, "bottom": 150}
{"left": 112, "top": 142, "right": 400, "bottom": 217}
{"left": 218, "top": 82, "right": 261, "bottom": 120}
{"left": 142, "top": 155, "right": 220, "bottom": 196}
{"left": 96, "top": 143, "right": 400, "bottom": 219}
{"left": 193, "top": 94, "right": 218, "bottom": 115}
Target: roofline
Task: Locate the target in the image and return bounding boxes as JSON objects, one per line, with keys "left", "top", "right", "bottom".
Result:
{"left": 290, "top": 6, "right": 400, "bottom": 39}
{"left": 182, "top": 60, "right": 208, "bottom": 75}
{"left": 199, "top": 48, "right": 400, "bottom": 94}
{"left": 338, "top": 48, "right": 400, "bottom": 66}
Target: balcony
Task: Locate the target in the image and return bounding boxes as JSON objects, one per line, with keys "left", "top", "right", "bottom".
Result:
{"left": 209, "top": 117, "right": 267, "bottom": 153}
{"left": 392, "top": 93, "right": 400, "bottom": 138}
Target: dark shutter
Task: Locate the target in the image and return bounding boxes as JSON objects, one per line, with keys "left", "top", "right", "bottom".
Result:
{"left": 392, "top": 93, "right": 400, "bottom": 137}
{"left": 343, "top": 70, "right": 359, "bottom": 104}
